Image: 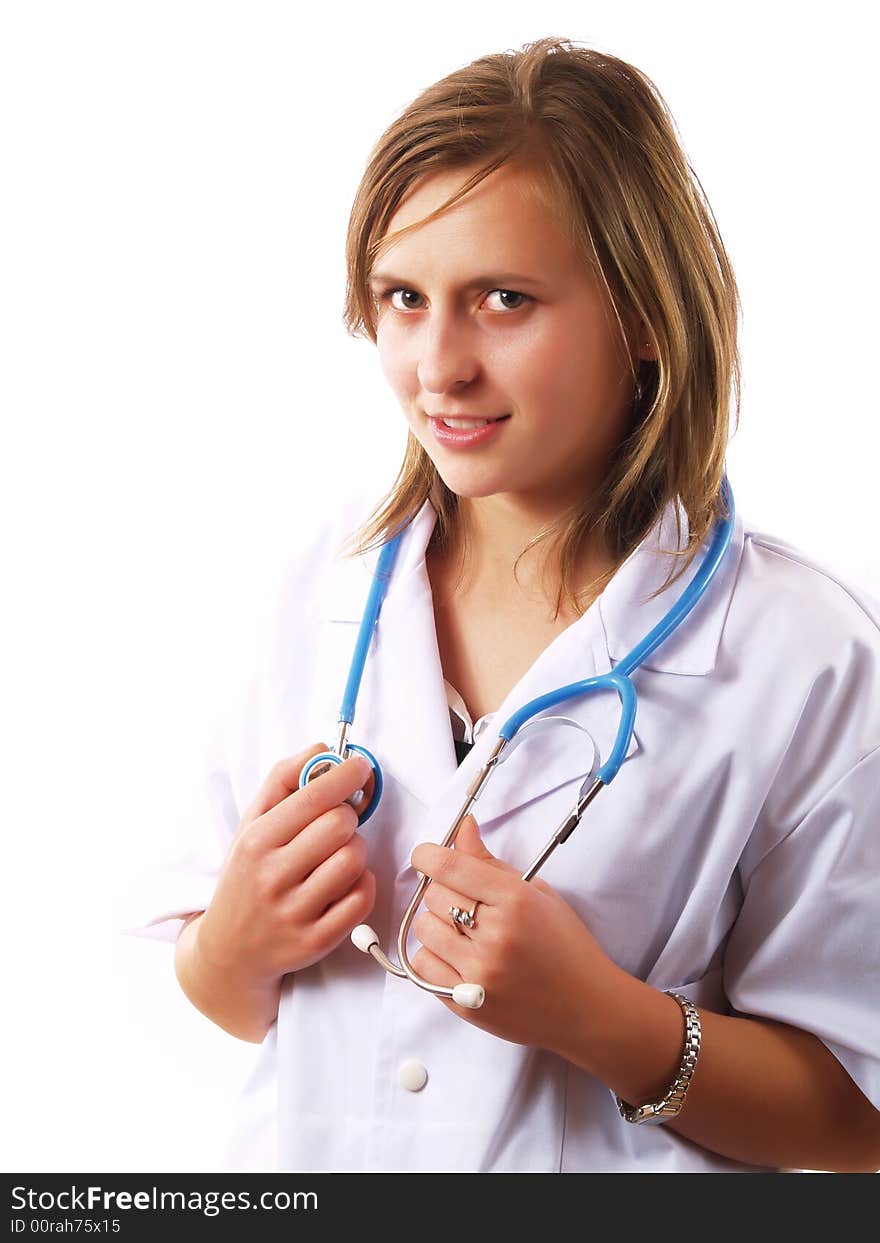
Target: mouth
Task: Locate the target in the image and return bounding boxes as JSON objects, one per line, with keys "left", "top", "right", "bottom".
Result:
{"left": 428, "top": 414, "right": 511, "bottom": 429}
{"left": 426, "top": 413, "right": 511, "bottom": 450}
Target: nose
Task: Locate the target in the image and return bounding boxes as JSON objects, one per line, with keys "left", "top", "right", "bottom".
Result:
{"left": 416, "top": 306, "right": 481, "bottom": 395}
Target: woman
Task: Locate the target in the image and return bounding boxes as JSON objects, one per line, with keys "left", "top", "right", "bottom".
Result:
{"left": 132, "top": 38, "right": 880, "bottom": 1172}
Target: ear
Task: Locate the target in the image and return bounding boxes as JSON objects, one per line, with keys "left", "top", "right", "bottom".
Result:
{"left": 623, "top": 309, "right": 654, "bottom": 364}
{"left": 635, "top": 320, "right": 655, "bottom": 362}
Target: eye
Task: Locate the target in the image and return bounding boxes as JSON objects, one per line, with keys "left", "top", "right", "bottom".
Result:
{"left": 378, "top": 288, "right": 531, "bottom": 313}
{"left": 386, "top": 289, "right": 425, "bottom": 311}
{"left": 485, "top": 289, "right": 530, "bottom": 312}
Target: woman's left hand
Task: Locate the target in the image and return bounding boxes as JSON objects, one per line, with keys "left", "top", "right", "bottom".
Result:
{"left": 410, "top": 815, "right": 621, "bottom": 1055}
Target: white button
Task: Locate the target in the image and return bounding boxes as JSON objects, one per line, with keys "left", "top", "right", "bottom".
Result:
{"left": 397, "top": 1059, "right": 428, "bottom": 1092}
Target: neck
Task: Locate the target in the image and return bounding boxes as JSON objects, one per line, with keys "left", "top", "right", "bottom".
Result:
{"left": 439, "top": 491, "right": 612, "bottom": 615}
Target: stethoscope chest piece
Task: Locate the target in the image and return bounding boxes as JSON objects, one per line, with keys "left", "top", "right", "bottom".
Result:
{"left": 299, "top": 739, "right": 383, "bottom": 825}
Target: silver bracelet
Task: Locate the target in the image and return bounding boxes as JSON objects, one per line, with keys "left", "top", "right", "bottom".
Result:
{"left": 616, "top": 991, "right": 702, "bottom": 1126}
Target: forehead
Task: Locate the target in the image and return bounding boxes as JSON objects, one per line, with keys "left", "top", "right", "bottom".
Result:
{"left": 374, "top": 162, "right": 576, "bottom": 278}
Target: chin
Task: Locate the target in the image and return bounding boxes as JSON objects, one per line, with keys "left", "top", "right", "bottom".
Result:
{"left": 432, "top": 469, "right": 510, "bottom": 501}
{"left": 413, "top": 434, "right": 519, "bottom": 500}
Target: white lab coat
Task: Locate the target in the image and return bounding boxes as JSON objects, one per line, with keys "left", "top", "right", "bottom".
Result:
{"left": 127, "top": 488, "right": 880, "bottom": 1173}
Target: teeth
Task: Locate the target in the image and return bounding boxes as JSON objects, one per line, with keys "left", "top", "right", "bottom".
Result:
{"left": 442, "top": 418, "right": 491, "bottom": 429}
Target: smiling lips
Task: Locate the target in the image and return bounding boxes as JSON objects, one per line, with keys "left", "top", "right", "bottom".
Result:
{"left": 428, "top": 414, "right": 510, "bottom": 428}
{"left": 426, "top": 414, "right": 511, "bottom": 448}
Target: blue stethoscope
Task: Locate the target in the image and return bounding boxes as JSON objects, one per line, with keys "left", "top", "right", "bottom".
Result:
{"left": 299, "top": 477, "right": 735, "bottom": 1008}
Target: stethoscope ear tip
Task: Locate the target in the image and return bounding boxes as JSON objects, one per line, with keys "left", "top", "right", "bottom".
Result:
{"left": 452, "top": 983, "right": 485, "bottom": 1009}
{"left": 350, "top": 922, "right": 486, "bottom": 1006}
{"left": 351, "top": 924, "right": 380, "bottom": 954}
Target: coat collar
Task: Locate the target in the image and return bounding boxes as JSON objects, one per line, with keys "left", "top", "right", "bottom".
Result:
{"left": 314, "top": 493, "right": 745, "bottom": 674}
{"left": 597, "top": 495, "right": 744, "bottom": 676}
{"left": 307, "top": 493, "right": 744, "bottom": 827}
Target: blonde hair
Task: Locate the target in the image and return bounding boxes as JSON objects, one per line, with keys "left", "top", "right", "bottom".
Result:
{"left": 339, "top": 36, "right": 741, "bottom": 616}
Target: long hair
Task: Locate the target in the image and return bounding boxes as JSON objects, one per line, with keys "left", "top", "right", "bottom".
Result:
{"left": 339, "top": 36, "right": 741, "bottom": 616}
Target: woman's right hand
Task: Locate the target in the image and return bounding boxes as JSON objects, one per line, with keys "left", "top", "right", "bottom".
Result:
{"left": 194, "top": 742, "right": 377, "bottom": 991}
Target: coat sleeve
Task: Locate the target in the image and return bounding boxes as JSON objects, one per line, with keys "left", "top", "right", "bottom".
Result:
{"left": 722, "top": 743, "right": 880, "bottom": 1111}
{"left": 119, "top": 650, "right": 258, "bottom": 945}
{"left": 118, "top": 501, "right": 364, "bottom": 946}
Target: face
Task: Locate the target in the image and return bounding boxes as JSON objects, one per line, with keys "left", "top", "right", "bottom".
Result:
{"left": 370, "top": 162, "right": 647, "bottom": 517}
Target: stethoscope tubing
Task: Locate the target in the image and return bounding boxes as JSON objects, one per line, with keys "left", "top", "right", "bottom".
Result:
{"left": 340, "top": 532, "right": 406, "bottom": 726}
{"left": 497, "top": 475, "right": 734, "bottom": 782}
{"left": 307, "top": 479, "right": 736, "bottom": 1007}
{"left": 298, "top": 521, "right": 409, "bottom": 823}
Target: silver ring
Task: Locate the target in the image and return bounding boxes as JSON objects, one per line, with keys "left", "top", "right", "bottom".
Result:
{"left": 449, "top": 904, "right": 478, "bottom": 932}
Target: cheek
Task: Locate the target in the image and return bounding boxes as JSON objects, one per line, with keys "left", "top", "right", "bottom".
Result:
{"left": 497, "top": 322, "right": 590, "bottom": 409}
{"left": 376, "top": 321, "right": 415, "bottom": 398}
{"left": 508, "top": 316, "right": 627, "bottom": 422}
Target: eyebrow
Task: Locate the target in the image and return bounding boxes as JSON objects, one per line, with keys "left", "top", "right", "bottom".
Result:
{"left": 367, "top": 270, "right": 549, "bottom": 291}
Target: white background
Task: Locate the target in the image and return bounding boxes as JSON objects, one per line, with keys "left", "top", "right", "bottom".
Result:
{"left": 2, "top": 1, "right": 877, "bottom": 1172}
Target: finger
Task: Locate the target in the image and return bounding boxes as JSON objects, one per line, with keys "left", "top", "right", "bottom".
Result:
{"left": 279, "top": 802, "right": 360, "bottom": 883}
{"left": 413, "top": 908, "right": 478, "bottom": 966}
{"left": 421, "top": 879, "right": 482, "bottom": 926}
{"left": 449, "top": 814, "right": 494, "bottom": 861}
{"left": 295, "top": 754, "right": 376, "bottom": 820}
{"left": 296, "top": 831, "right": 370, "bottom": 920}
{"left": 256, "top": 752, "right": 374, "bottom": 848}
{"left": 240, "top": 742, "right": 329, "bottom": 824}
{"left": 345, "top": 766, "right": 376, "bottom": 820}
{"left": 410, "top": 842, "right": 511, "bottom": 906}
{"left": 312, "top": 868, "right": 376, "bottom": 948}
{"left": 411, "top": 943, "right": 462, "bottom": 991}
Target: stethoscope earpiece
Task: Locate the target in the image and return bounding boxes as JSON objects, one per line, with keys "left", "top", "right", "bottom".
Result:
{"left": 350, "top": 922, "right": 487, "bottom": 1009}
